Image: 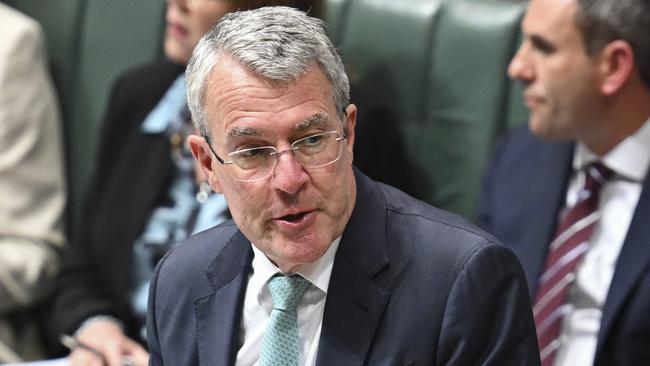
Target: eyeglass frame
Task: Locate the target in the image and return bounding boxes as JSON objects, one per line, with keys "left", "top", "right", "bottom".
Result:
{"left": 201, "top": 129, "right": 348, "bottom": 182}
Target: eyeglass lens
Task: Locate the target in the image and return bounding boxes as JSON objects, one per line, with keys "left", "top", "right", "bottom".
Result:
{"left": 226, "top": 131, "right": 345, "bottom": 181}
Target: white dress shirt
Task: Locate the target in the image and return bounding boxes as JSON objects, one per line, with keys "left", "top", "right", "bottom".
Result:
{"left": 554, "top": 118, "right": 650, "bottom": 366}
{"left": 235, "top": 237, "right": 341, "bottom": 366}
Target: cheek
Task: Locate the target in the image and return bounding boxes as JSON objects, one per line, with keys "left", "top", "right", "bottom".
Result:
{"left": 315, "top": 166, "right": 354, "bottom": 216}
{"left": 224, "top": 182, "right": 269, "bottom": 225}
{"left": 556, "top": 71, "right": 593, "bottom": 114}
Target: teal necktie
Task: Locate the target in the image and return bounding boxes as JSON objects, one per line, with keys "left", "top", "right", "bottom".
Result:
{"left": 259, "top": 274, "right": 310, "bottom": 366}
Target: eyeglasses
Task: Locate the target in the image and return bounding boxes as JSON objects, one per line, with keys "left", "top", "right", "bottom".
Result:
{"left": 203, "top": 130, "right": 347, "bottom": 182}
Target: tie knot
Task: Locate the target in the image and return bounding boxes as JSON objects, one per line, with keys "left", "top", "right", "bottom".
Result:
{"left": 267, "top": 275, "right": 310, "bottom": 312}
{"left": 584, "top": 162, "right": 613, "bottom": 192}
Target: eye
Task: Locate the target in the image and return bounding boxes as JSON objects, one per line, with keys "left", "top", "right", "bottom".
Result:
{"left": 530, "top": 35, "right": 556, "bottom": 55}
{"left": 229, "top": 147, "right": 274, "bottom": 170}
{"left": 294, "top": 132, "right": 332, "bottom": 156}
{"left": 301, "top": 134, "right": 325, "bottom": 146}
{"left": 236, "top": 147, "right": 273, "bottom": 158}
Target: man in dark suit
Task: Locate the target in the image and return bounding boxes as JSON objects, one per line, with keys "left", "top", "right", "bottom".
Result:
{"left": 147, "top": 6, "right": 540, "bottom": 366}
{"left": 478, "top": 0, "right": 650, "bottom": 365}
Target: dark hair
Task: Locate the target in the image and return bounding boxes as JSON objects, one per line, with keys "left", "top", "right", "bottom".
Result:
{"left": 575, "top": 0, "right": 650, "bottom": 88}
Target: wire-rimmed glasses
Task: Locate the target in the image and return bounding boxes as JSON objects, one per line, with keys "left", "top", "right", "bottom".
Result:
{"left": 203, "top": 130, "right": 347, "bottom": 182}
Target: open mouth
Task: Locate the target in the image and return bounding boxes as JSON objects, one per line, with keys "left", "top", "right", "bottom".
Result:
{"left": 279, "top": 212, "right": 309, "bottom": 223}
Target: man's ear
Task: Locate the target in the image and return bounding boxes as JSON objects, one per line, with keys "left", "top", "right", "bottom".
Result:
{"left": 187, "top": 134, "right": 223, "bottom": 193}
{"left": 344, "top": 104, "right": 357, "bottom": 160}
{"left": 599, "top": 40, "right": 635, "bottom": 96}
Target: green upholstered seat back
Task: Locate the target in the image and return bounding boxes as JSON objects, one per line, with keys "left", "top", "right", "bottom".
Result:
{"left": 5, "top": 0, "right": 166, "bottom": 229}
{"left": 10, "top": 0, "right": 528, "bottom": 226}
{"left": 326, "top": 0, "right": 528, "bottom": 219}
{"left": 421, "top": 0, "right": 527, "bottom": 217}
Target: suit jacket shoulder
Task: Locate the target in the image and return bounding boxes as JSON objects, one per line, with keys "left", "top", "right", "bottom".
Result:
{"left": 318, "top": 172, "right": 540, "bottom": 365}
{"left": 155, "top": 221, "right": 245, "bottom": 295}
{"left": 477, "top": 125, "right": 573, "bottom": 293}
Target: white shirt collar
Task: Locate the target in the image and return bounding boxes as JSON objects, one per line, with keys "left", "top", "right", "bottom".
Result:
{"left": 249, "top": 237, "right": 341, "bottom": 301}
{"left": 573, "top": 117, "right": 650, "bottom": 182}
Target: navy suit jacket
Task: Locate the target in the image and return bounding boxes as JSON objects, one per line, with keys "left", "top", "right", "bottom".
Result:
{"left": 478, "top": 126, "right": 650, "bottom": 366}
{"left": 147, "top": 170, "right": 540, "bottom": 365}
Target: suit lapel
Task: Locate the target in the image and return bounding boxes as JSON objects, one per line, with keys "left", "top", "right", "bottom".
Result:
{"left": 596, "top": 173, "right": 650, "bottom": 359}
{"left": 195, "top": 231, "right": 252, "bottom": 366}
{"left": 316, "top": 171, "right": 390, "bottom": 366}
{"left": 513, "top": 141, "right": 574, "bottom": 295}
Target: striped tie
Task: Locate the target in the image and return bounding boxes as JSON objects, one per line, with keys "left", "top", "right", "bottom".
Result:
{"left": 533, "top": 162, "right": 613, "bottom": 366}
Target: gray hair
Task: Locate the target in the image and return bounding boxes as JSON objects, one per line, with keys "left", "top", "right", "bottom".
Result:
{"left": 186, "top": 6, "right": 350, "bottom": 136}
{"left": 575, "top": 0, "right": 650, "bottom": 88}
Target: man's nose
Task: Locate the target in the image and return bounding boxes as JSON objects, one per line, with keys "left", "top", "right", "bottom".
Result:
{"left": 508, "top": 44, "right": 534, "bottom": 82}
{"left": 271, "top": 151, "right": 309, "bottom": 195}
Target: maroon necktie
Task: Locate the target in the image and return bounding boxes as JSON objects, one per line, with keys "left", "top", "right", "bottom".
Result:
{"left": 533, "top": 162, "right": 613, "bottom": 366}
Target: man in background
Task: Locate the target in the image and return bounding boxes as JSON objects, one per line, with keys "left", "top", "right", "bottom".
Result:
{"left": 479, "top": 0, "right": 650, "bottom": 365}
{"left": 0, "top": 3, "right": 67, "bottom": 363}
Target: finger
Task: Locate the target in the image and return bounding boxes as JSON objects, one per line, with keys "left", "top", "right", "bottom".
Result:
{"left": 121, "top": 355, "right": 135, "bottom": 366}
{"left": 69, "top": 348, "right": 104, "bottom": 366}
{"left": 122, "top": 337, "right": 147, "bottom": 354}
{"left": 103, "top": 344, "right": 127, "bottom": 366}
{"left": 127, "top": 351, "right": 149, "bottom": 366}
{"left": 122, "top": 339, "right": 149, "bottom": 366}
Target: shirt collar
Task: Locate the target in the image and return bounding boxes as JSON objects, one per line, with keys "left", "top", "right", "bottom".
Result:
{"left": 141, "top": 75, "right": 187, "bottom": 134}
{"left": 573, "top": 117, "right": 650, "bottom": 182}
{"left": 250, "top": 236, "right": 341, "bottom": 298}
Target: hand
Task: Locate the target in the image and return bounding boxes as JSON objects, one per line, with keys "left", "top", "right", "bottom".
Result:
{"left": 68, "top": 320, "right": 149, "bottom": 366}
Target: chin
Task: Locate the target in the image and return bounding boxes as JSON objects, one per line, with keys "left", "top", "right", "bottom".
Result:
{"left": 528, "top": 115, "right": 554, "bottom": 139}
{"left": 163, "top": 43, "right": 190, "bottom": 65}
{"left": 530, "top": 120, "right": 575, "bottom": 142}
{"left": 283, "top": 238, "right": 331, "bottom": 267}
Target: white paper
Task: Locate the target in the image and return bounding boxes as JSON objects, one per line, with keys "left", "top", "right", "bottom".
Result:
{"left": 1, "top": 357, "right": 68, "bottom": 366}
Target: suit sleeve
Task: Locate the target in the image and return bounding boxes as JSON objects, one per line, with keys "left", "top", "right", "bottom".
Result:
{"left": 436, "top": 243, "right": 541, "bottom": 366}
{"left": 146, "top": 251, "right": 165, "bottom": 366}
{"left": 476, "top": 130, "right": 510, "bottom": 234}
{"left": 0, "top": 14, "right": 66, "bottom": 313}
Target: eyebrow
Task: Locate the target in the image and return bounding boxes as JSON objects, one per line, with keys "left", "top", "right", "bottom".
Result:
{"left": 225, "top": 113, "right": 329, "bottom": 139}
{"left": 529, "top": 34, "right": 557, "bottom": 53}
{"left": 226, "top": 126, "right": 263, "bottom": 139}
{"left": 295, "top": 113, "right": 328, "bottom": 131}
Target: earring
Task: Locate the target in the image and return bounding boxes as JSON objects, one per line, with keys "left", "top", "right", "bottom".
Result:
{"left": 196, "top": 181, "right": 212, "bottom": 204}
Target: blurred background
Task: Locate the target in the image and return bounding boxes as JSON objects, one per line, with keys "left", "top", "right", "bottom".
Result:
{"left": 5, "top": 0, "right": 528, "bottom": 235}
